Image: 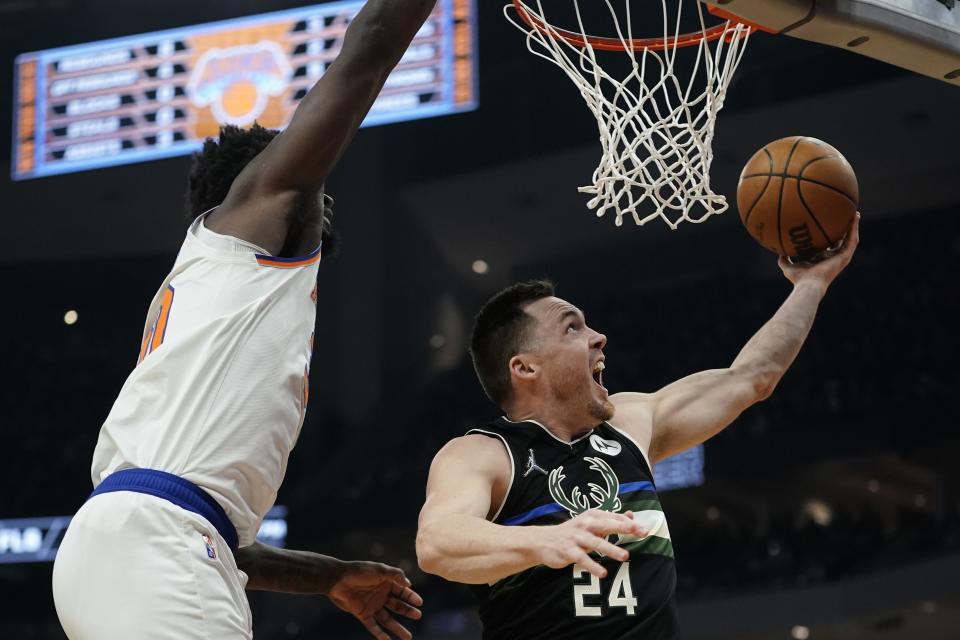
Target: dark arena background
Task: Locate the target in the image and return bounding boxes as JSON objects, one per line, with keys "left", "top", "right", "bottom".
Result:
{"left": 2, "top": 1, "right": 959, "bottom": 638}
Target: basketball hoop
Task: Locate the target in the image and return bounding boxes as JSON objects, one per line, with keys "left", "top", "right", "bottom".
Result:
{"left": 506, "top": 0, "right": 755, "bottom": 229}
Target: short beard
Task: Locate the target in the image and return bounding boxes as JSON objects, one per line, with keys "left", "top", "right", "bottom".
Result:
{"left": 550, "top": 369, "right": 615, "bottom": 424}
{"left": 588, "top": 398, "right": 615, "bottom": 422}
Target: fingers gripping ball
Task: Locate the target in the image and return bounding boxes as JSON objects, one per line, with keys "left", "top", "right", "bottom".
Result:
{"left": 737, "top": 136, "right": 859, "bottom": 260}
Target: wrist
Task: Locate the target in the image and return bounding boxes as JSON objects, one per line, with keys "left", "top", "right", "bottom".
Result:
{"left": 315, "top": 556, "right": 349, "bottom": 595}
{"left": 792, "top": 277, "right": 829, "bottom": 297}
{"left": 516, "top": 526, "right": 545, "bottom": 566}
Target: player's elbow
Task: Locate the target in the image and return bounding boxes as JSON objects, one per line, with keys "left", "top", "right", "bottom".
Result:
{"left": 754, "top": 377, "right": 777, "bottom": 401}
{"left": 416, "top": 551, "right": 440, "bottom": 577}
{"left": 415, "top": 527, "right": 443, "bottom": 576}
{"left": 751, "top": 369, "right": 780, "bottom": 401}
{"left": 733, "top": 364, "right": 779, "bottom": 402}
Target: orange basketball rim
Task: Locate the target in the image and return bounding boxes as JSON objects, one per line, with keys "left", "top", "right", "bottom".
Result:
{"left": 509, "top": 0, "right": 774, "bottom": 52}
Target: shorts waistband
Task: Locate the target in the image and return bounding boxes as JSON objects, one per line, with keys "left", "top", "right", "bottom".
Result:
{"left": 89, "top": 468, "right": 239, "bottom": 550}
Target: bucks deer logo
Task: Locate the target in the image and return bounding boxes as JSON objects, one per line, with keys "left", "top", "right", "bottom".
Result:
{"left": 548, "top": 457, "right": 622, "bottom": 517}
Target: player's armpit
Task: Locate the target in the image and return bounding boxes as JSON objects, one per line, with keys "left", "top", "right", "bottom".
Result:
{"left": 608, "top": 392, "right": 655, "bottom": 458}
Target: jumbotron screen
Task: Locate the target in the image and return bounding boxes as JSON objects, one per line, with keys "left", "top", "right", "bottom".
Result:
{"left": 12, "top": 0, "right": 478, "bottom": 180}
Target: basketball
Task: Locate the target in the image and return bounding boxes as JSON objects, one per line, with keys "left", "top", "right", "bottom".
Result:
{"left": 737, "top": 136, "right": 859, "bottom": 260}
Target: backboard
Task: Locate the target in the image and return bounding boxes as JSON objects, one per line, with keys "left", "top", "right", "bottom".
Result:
{"left": 706, "top": 0, "right": 960, "bottom": 84}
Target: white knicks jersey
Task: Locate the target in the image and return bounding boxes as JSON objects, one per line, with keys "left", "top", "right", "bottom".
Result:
{"left": 91, "top": 215, "right": 319, "bottom": 547}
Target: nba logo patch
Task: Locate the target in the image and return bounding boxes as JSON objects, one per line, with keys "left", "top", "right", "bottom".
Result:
{"left": 201, "top": 534, "right": 217, "bottom": 559}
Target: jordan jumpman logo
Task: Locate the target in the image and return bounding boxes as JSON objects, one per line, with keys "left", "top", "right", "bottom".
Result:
{"left": 524, "top": 449, "right": 547, "bottom": 477}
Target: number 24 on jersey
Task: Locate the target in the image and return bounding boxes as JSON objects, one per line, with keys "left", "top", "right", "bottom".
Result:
{"left": 573, "top": 563, "right": 638, "bottom": 617}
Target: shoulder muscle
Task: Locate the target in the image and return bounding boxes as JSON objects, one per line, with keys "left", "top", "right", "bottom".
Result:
{"left": 424, "top": 434, "right": 512, "bottom": 521}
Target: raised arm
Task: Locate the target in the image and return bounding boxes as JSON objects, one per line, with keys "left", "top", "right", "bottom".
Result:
{"left": 612, "top": 214, "right": 860, "bottom": 464}
{"left": 235, "top": 541, "right": 422, "bottom": 640}
{"left": 210, "top": 0, "right": 438, "bottom": 253}
{"left": 416, "top": 435, "right": 643, "bottom": 584}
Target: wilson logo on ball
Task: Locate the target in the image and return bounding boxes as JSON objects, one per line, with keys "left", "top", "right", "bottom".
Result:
{"left": 789, "top": 224, "right": 815, "bottom": 256}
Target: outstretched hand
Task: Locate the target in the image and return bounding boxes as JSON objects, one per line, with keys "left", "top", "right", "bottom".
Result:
{"left": 780, "top": 212, "right": 860, "bottom": 287}
{"left": 328, "top": 561, "right": 424, "bottom": 640}
{"left": 534, "top": 509, "right": 648, "bottom": 579}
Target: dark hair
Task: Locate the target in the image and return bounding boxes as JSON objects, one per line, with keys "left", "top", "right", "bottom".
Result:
{"left": 469, "top": 280, "right": 555, "bottom": 408}
{"left": 184, "top": 123, "right": 339, "bottom": 256}
{"left": 185, "top": 123, "right": 279, "bottom": 222}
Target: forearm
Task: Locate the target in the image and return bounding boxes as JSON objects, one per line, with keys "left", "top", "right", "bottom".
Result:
{"left": 345, "top": 0, "right": 438, "bottom": 61}
{"left": 269, "top": 0, "right": 437, "bottom": 186}
{"left": 297, "top": 0, "right": 437, "bottom": 115}
{"left": 235, "top": 541, "right": 346, "bottom": 594}
{"left": 417, "top": 515, "right": 539, "bottom": 585}
{"left": 732, "top": 280, "right": 828, "bottom": 392}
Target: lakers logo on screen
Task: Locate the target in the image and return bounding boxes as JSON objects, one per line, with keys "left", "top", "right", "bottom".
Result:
{"left": 187, "top": 41, "right": 292, "bottom": 127}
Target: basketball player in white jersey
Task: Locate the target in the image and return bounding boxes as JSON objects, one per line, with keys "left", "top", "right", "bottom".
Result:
{"left": 51, "top": 2, "right": 436, "bottom": 639}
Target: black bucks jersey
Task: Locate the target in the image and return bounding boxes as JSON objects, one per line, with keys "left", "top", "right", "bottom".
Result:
{"left": 468, "top": 417, "right": 678, "bottom": 640}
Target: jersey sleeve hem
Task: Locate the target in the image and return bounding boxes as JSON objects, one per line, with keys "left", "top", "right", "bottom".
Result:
{"left": 465, "top": 428, "right": 516, "bottom": 523}
{"left": 254, "top": 245, "right": 322, "bottom": 268}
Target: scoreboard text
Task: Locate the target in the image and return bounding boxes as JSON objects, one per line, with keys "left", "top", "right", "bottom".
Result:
{"left": 13, "top": 0, "right": 477, "bottom": 180}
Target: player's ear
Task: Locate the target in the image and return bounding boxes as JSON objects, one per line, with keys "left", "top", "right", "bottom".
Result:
{"left": 509, "top": 354, "right": 538, "bottom": 382}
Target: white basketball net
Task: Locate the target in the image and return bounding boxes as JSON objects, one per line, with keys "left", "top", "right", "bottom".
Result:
{"left": 505, "top": 0, "right": 751, "bottom": 229}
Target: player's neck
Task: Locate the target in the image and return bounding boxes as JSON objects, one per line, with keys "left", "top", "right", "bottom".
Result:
{"left": 505, "top": 402, "right": 597, "bottom": 443}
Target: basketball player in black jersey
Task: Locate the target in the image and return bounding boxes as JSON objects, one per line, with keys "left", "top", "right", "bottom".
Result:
{"left": 416, "top": 215, "right": 859, "bottom": 638}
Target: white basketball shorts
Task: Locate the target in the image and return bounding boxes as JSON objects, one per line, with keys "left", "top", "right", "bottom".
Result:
{"left": 52, "top": 491, "right": 252, "bottom": 639}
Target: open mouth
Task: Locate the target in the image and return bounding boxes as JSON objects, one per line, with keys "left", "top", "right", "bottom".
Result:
{"left": 592, "top": 360, "right": 606, "bottom": 389}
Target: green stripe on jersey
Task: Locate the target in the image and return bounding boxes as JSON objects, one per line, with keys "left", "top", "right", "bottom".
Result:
{"left": 621, "top": 499, "right": 663, "bottom": 513}
{"left": 622, "top": 535, "right": 674, "bottom": 559}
